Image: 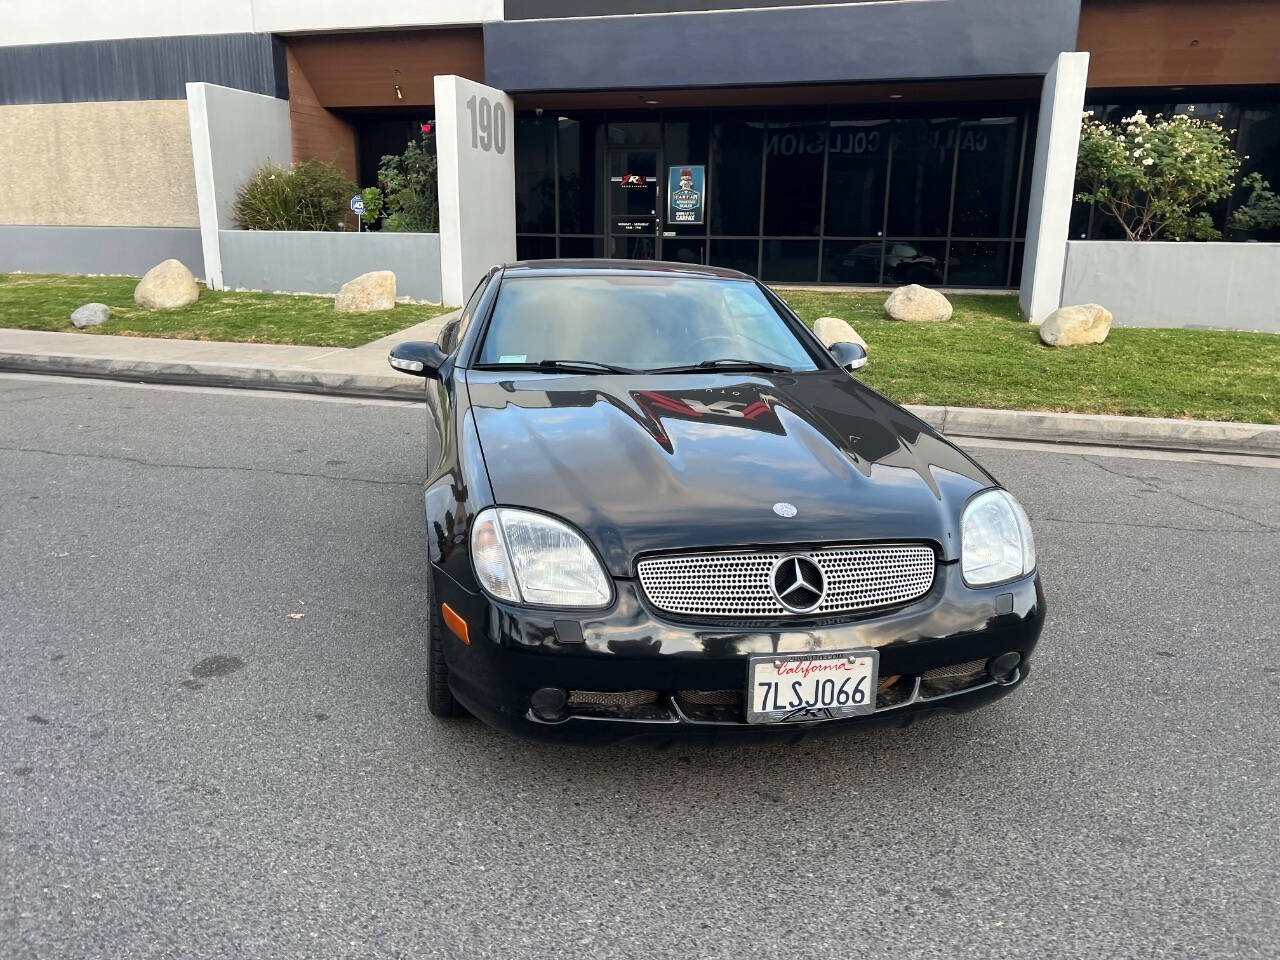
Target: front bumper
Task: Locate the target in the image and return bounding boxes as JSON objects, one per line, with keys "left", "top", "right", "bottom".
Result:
{"left": 432, "top": 562, "right": 1045, "bottom": 745}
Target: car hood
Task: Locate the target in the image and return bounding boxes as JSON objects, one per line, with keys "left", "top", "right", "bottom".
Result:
{"left": 465, "top": 369, "right": 995, "bottom": 577}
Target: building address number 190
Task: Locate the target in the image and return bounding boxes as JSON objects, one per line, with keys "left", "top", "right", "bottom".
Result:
{"left": 465, "top": 94, "right": 507, "bottom": 155}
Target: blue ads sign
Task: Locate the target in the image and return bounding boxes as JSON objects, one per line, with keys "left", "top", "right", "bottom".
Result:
{"left": 667, "top": 165, "right": 705, "bottom": 225}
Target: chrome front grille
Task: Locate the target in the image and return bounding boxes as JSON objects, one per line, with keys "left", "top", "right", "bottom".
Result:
{"left": 636, "top": 544, "right": 936, "bottom": 618}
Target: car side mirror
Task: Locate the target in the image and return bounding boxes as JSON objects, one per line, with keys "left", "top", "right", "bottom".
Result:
{"left": 829, "top": 341, "right": 868, "bottom": 371}
{"left": 388, "top": 340, "right": 448, "bottom": 379}
{"left": 437, "top": 317, "right": 460, "bottom": 354}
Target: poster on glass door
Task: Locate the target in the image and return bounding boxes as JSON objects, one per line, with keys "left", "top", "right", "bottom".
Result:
{"left": 667, "top": 165, "right": 705, "bottom": 225}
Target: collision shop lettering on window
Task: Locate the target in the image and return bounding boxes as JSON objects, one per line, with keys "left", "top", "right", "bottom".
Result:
{"left": 765, "top": 127, "right": 990, "bottom": 157}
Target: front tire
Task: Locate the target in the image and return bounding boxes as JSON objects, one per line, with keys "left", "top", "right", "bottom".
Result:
{"left": 426, "top": 601, "right": 465, "bottom": 718}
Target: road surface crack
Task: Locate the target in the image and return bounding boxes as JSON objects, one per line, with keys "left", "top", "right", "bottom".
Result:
{"left": 0, "top": 444, "right": 421, "bottom": 488}
{"left": 1082, "top": 455, "right": 1276, "bottom": 531}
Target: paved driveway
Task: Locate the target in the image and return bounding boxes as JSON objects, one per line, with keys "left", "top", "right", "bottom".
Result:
{"left": 2, "top": 374, "right": 1277, "bottom": 959}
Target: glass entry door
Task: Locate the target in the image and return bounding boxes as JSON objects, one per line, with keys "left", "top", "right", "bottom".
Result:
{"left": 607, "top": 149, "right": 660, "bottom": 260}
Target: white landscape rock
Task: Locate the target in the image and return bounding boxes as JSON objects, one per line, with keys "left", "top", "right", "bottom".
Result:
{"left": 884, "top": 284, "right": 952, "bottom": 323}
{"left": 70, "top": 302, "right": 111, "bottom": 328}
{"left": 813, "top": 316, "right": 868, "bottom": 352}
{"left": 1039, "top": 303, "right": 1113, "bottom": 347}
{"left": 335, "top": 270, "right": 396, "bottom": 313}
{"left": 134, "top": 259, "right": 199, "bottom": 309}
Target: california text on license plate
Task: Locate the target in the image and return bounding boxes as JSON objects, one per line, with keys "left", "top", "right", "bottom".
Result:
{"left": 746, "top": 650, "right": 879, "bottom": 724}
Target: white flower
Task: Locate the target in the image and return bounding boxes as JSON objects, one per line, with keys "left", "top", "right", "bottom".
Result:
{"left": 1142, "top": 157, "right": 1154, "bottom": 166}
{"left": 1187, "top": 105, "right": 1195, "bottom": 113}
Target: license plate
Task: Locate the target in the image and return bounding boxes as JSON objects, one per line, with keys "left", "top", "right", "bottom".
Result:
{"left": 747, "top": 650, "right": 879, "bottom": 724}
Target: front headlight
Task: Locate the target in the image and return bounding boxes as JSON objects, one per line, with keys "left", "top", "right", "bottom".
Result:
{"left": 961, "top": 489, "right": 1036, "bottom": 587}
{"left": 470, "top": 507, "right": 612, "bottom": 607}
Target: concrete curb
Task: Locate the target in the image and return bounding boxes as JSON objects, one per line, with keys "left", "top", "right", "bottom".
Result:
{"left": 0, "top": 351, "right": 428, "bottom": 401}
{"left": 906, "top": 404, "right": 1280, "bottom": 457}
{"left": 3, "top": 349, "right": 1277, "bottom": 456}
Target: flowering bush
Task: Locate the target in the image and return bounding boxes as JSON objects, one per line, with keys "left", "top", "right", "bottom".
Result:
{"left": 1075, "top": 109, "right": 1242, "bottom": 241}
{"left": 376, "top": 125, "right": 439, "bottom": 233}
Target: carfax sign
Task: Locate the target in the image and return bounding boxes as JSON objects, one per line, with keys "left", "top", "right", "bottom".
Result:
{"left": 667, "top": 165, "right": 705, "bottom": 225}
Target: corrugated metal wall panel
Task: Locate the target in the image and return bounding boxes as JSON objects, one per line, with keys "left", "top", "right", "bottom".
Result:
{"left": 0, "top": 33, "right": 288, "bottom": 105}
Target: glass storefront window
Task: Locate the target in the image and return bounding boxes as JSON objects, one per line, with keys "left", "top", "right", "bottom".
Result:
{"left": 709, "top": 238, "right": 759, "bottom": 276}
{"left": 516, "top": 235, "right": 555, "bottom": 260}
{"left": 710, "top": 116, "right": 764, "bottom": 236}
{"left": 760, "top": 239, "right": 818, "bottom": 282}
{"left": 558, "top": 236, "right": 604, "bottom": 259}
{"left": 822, "top": 240, "right": 883, "bottom": 284}
{"left": 515, "top": 116, "right": 556, "bottom": 233}
{"left": 558, "top": 116, "right": 604, "bottom": 235}
{"left": 947, "top": 241, "right": 1011, "bottom": 287}
{"left": 886, "top": 119, "right": 956, "bottom": 238}
{"left": 824, "top": 119, "right": 890, "bottom": 237}
{"left": 763, "top": 117, "right": 825, "bottom": 236}
{"left": 951, "top": 117, "right": 1021, "bottom": 238}
{"left": 882, "top": 240, "right": 946, "bottom": 286}
{"left": 514, "top": 105, "right": 1043, "bottom": 288}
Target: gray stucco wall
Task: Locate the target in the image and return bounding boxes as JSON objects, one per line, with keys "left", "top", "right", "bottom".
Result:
{"left": 1061, "top": 241, "right": 1280, "bottom": 332}
{"left": 485, "top": 0, "right": 1080, "bottom": 90}
{"left": 219, "top": 231, "right": 443, "bottom": 302}
{"left": 0, "top": 225, "right": 204, "bottom": 277}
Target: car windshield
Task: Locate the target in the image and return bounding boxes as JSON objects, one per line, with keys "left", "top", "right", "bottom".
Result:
{"left": 473, "top": 275, "right": 821, "bottom": 373}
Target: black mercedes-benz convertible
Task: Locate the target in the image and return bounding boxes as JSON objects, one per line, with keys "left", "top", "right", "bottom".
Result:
{"left": 389, "top": 260, "right": 1044, "bottom": 743}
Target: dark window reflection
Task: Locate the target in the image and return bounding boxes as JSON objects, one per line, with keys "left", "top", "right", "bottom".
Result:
{"left": 763, "top": 119, "right": 825, "bottom": 236}
{"left": 947, "top": 241, "right": 1010, "bottom": 287}
{"left": 709, "top": 239, "right": 759, "bottom": 275}
{"left": 886, "top": 119, "right": 955, "bottom": 238}
{"left": 515, "top": 117, "right": 556, "bottom": 233}
{"left": 760, "top": 240, "right": 818, "bottom": 282}
{"left": 516, "top": 235, "right": 555, "bottom": 260}
{"left": 711, "top": 116, "right": 764, "bottom": 236}
{"left": 951, "top": 118, "right": 1020, "bottom": 237}
{"left": 1010, "top": 241, "right": 1025, "bottom": 287}
{"left": 825, "top": 119, "right": 890, "bottom": 237}
{"left": 664, "top": 238, "right": 706, "bottom": 265}
{"left": 882, "top": 240, "right": 945, "bottom": 285}
{"left": 558, "top": 236, "right": 604, "bottom": 259}
{"left": 607, "top": 121, "right": 660, "bottom": 146}
{"left": 822, "top": 240, "right": 883, "bottom": 283}
{"left": 558, "top": 116, "right": 604, "bottom": 234}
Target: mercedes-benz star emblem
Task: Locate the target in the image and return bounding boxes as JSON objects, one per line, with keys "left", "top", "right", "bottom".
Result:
{"left": 772, "top": 502, "right": 798, "bottom": 518}
{"left": 771, "top": 556, "right": 825, "bottom": 613}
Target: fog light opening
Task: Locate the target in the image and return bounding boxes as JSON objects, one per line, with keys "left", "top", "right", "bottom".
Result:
{"left": 987, "top": 652, "right": 1022, "bottom": 685}
{"left": 530, "top": 687, "right": 569, "bottom": 722}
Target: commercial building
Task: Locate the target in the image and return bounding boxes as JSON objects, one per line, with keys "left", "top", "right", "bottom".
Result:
{"left": 1, "top": 1, "right": 1277, "bottom": 313}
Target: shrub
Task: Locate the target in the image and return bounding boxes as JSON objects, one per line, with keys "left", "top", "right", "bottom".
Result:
{"left": 233, "top": 160, "right": 356, "bottom": 231}
{"left": 1075, "top": 109, "right": 1245, "bottom": 241}
{"left": 1229, "top": 172, "right": 1280, "bottom": 234}
{"left": 378, "top": 131, "right": 439, "bottom": 233}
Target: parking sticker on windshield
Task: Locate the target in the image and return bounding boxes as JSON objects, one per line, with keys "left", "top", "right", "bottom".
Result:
{"left": 499, "top": 355, "right": 527, "bottom": 363}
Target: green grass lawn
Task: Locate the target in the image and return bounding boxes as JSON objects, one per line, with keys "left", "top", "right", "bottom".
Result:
{"left": 778, "top": 290, "right": 1280, "bottom": 424}
{"left": 0, "top": 273, "right": 451, "bottom": 348}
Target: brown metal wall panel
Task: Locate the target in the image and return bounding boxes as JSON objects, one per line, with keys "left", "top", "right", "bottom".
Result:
{"left": 285, "top": 30, "right": 484, "bottom": 109}
{"left": 1079, "top": 0, "right": 1280, "bottom": 88}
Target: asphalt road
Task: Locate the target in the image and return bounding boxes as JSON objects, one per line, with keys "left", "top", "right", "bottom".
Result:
{"left": 2, "top": 373, "right": 1277, "bottom": 960}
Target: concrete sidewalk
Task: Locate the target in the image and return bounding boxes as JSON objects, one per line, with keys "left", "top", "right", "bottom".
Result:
{"left": 0, "top": 313, "right": 453, "bottom": 400}
{"left": 2, "top": 321, "right": 1278, "bottom": 456}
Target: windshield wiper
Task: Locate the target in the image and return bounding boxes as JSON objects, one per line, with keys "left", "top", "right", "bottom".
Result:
{"left": 473, "top": 359, "right": 639, "bottom": 375}
{"left": 647, "top": 358, "right": 793, "bottom": 374}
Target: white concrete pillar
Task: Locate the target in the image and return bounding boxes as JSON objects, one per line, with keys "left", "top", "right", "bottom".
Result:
{"left": 1018, "top": 51, "right": 1090, "bottom": 324}
{"left": 434, "top": 75, "right": 517, "bottom": 306}
{"left": 186, "top": 82, "right": 291, "bottom": 290}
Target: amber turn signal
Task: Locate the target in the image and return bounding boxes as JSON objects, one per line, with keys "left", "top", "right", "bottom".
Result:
{"left": 441, "top": 603, "right": 470, "bottom": 646}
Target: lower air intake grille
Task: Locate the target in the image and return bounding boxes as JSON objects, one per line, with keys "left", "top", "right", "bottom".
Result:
{"left": 637, "top": 544, "right": 936, "bottom": 618}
